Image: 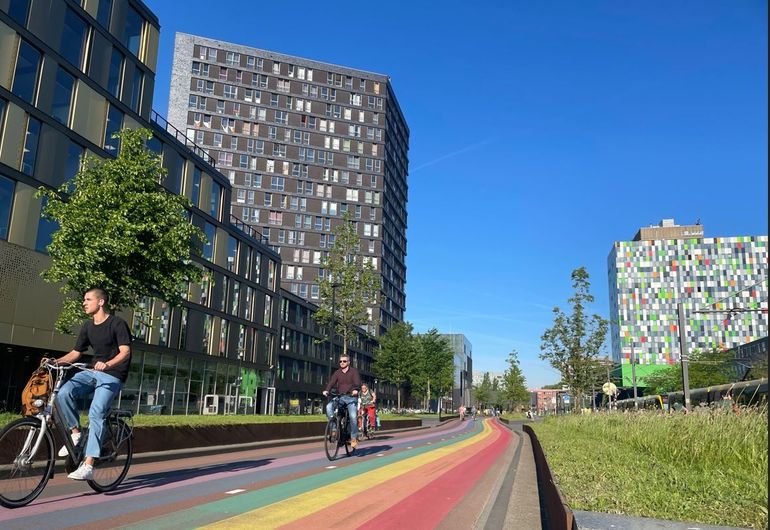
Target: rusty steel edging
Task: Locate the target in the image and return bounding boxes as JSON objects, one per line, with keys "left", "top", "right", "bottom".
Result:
{"left": 523, "top": 424, "right": 577, "bottom": 530}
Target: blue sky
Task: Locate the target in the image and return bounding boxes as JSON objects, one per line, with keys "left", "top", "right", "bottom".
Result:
{"left": 145, "top": 0, "right": 768, "bottom": 388}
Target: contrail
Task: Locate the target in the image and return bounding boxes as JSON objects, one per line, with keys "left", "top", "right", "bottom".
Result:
{"left": 411, "top": 138, "right": 494, "bottom": 172}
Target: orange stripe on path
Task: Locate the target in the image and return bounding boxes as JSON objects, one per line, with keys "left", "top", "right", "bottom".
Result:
{"left": 277, "top": 420, "right": 509, "bottom": 530}
{"left": 361, "top": 420, "right": 512, "bottom": 530}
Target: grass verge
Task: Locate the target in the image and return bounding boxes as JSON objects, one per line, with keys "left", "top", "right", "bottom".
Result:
{"left": 530, "top": 407, "right": 768, "bottom": 529}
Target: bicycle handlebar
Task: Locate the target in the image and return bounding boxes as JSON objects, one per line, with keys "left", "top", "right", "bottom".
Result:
{"left": 41, "top": 359, "right": 89, "bottom": 371}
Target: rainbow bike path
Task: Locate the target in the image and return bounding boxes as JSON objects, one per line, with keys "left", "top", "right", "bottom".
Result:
{"left": 0, "top": 418, "right": 519, "bottom": 529}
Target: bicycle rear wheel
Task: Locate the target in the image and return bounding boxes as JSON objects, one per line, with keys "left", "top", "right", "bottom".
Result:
{"left": 0, "top": 417, "right": 54, "bottom": 508}
{"left": 87, "top": 418, "right": 132, "bottom": 492}
{"left": 324, "top": 417, "right": 340, "bottom": 461}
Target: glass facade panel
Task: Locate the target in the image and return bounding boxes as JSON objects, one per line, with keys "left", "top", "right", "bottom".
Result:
{"left": 0, "top": 175, "right": 14, "bottom": 240}
{"left": 104, "top": 104, "right": 123, "bottom": 153}
{"left": 21, "top": 116, "right": 41, "bottom": 175}
{"left": 60, "top": 7, "right": 87, "bottom": 68}
{"left": 123, "top": 5, "right": 144, "bottom": 56}
{"left": 107, "top": 48, "right": 124, "bottom": 98}
{"left": 51, "top": 67, "right": 75, "bottom": 124}
{"left": 12, "top": 39, "right": 41, "bottom": 104}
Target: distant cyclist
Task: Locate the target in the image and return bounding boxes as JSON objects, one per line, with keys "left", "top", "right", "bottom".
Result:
{"left": 322, "top": 354, "right": 361, "bottom": 448}
{"left": 358, "top": 382, "right": 377, "bottom": 433}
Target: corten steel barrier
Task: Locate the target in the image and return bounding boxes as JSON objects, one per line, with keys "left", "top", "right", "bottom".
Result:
{"left": 523, "top": 424, "right": 577, "bottom": 530}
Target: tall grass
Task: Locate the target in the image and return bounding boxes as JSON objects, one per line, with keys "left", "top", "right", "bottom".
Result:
{"left": 531, "top": 407, "right": 768, "bottom": 529}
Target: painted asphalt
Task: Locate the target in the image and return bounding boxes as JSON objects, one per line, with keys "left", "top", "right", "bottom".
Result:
{"left": 0, "top": 418, "right": 527, "bottom": 529}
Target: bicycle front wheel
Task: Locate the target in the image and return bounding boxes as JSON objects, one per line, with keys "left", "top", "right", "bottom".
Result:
{"left": 0, "top": 417, "right": 54, "bottom": 508}
{"left": 324, "top": 417, "right": 340, "bottom": 461}
{"left": 87, "top": 418, "right": 132, "bottom": 493}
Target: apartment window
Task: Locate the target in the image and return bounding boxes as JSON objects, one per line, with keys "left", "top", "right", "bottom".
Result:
{"left": 274, "top": 110, "right": 288, "bottom": 124}
{"left": 129, "top": 65, "right": 143, "bottom": 112}
{"left": 0, "top": 174, "right": 14, "bottom": 240}
{"left": 202, "top": 222, "right": 216, "bottom": 260}
{"left": 226, "top": 51, "right": 240, "bottom": 66}
{"left": 264, "top": 192, "right": 272, "bottom": 206}
{"left": 20, "top": 116, "right": 41, "bottom": 176}
{"left": 227, "top": 236, "right": 238, "bottom": 271}
{"left": 224, "top": 84, "right": 237, "bottom": 98}
{"left": 35, "top": 199, "right": 58, "bottom": 253}
{"left": 104, "top": 104, "right": 123, "bottom": 153}
{"left": 96, "top": 0, "right": 113, "bottom": 28}
{"left": 7, "top": 0, "right": 31, "bottom": 26}
{"left": 191, "top": 167, "right": 201, "bottom": 207}
{"left": 12, "top": 39, "right": 41, "bottom": 104}
{"left": 63, "top": 140, "right": 84, "bottom": 184}
{"left": 60, "top": 7, "right": 88, "bottom": 69}
{"left": 216, "top": 100, "right": 225, "bottom": 113}
{"left": 210, "top": 182, "right": 222, "bottom": 218}
{"left": 271, "top": 176, "right": 285, "bottom": 190}
{"left": 123, "top": 5, "right": 144, "bottom": 56}
{"left": 51, "top": 67, "right": 75, "bottom": 125}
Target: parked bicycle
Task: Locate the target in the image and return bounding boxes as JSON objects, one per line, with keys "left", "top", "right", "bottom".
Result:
{"left": 0, "top": 361, "right": 134, "bottom": 508}
{"left": 324, "top": 392, "right": 356, "bottom": 461}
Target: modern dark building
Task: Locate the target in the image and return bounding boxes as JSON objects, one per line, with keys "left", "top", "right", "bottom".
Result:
{"left": 166, "top": 33, "right": 409, "bottom": 337}
{"left": 0, "top": 0, "right": 282, "bottom": 414}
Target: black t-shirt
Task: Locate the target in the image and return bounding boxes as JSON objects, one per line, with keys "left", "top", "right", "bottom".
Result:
{"left": 73, "top": 315, "right": 132, "bottom": 382}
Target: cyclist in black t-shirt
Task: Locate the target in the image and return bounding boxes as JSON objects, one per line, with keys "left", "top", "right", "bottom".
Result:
{"left": 51, "top": 288, "right": 132, "bottom": 480}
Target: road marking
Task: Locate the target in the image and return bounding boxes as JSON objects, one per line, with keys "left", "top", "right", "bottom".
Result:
{"left": 225, "top": 489, "right": 246, "bottom": 495}
{"left": 325, "top": 465, "right": 337, "bottom": 469}
{"left": 377, "top": 453, "right": 385, "bottom": 457}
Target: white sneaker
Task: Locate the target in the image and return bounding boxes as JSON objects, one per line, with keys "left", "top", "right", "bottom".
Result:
{"left": 58, "top": 432, "right": 82, "bottom": 457}
{"left": 67, "top": 462, "right": 93, "bottom": 480}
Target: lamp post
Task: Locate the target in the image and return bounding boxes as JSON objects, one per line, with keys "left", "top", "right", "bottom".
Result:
{"left": 327, "top": 283, "right": 341, "bottom": 379}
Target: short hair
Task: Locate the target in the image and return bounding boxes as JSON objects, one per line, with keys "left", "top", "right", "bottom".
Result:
{"left": 86, "top": 287, "right": 109, "bottom": 305}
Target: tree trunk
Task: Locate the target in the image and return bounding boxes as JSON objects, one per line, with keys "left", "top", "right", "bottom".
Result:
{"left": 426, "top": 379, "right": 431, "bottom": 412}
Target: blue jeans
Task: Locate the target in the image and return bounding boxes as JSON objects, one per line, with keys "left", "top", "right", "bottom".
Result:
{"left": 57, "top": 370, "right": 123, "bottom": 459}
{"left": 326, "top": 395, "right": 359, "bottom": 439}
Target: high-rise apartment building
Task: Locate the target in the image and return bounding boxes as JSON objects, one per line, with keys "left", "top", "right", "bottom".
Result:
{"left": 167, "top": 33, "right": 409, "bottom": 336}
{"left": 608, "top": 219, "right": 768, "bottom": 386}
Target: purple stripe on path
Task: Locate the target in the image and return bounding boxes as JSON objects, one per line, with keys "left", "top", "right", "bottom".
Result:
{"left": 0, "top": 421, "right": 469, "bottom": 524}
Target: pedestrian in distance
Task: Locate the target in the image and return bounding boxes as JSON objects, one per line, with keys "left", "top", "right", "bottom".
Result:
{"left": 322, "top": 354, "right": 361, "bottom": 448}
{"left": 49, "top": 288, "right": 132, "bottom": 480}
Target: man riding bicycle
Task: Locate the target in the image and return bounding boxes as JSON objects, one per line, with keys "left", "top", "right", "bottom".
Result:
{"left": 322, "top": 354, "right": 361, "bottom": 448}
{"left": 50, "top": 288, "right": 132, "bottom": 480}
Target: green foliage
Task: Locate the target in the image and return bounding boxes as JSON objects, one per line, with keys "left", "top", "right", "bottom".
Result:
{"left": 373, "top": 321, "right": 418, "bottom": 409}
{"left": 642, "top": 348, "right": 738, "bottom": 394}
{"left": 412, "top": 329, "right": 454, "bottom": 409}
{"left": 540, "top": 267, "right": 608, "bottom": 409}
{"left": 502, "top": 349, "right": 529, "bottom": 410}
{"left": 532, "top": 408, "right": 768, "bottom": 529}
{"left": 314, "top": 212, "right": 378, "bottom": 354}
{"left": 36, "top": 128, "right": 204, "bottom": 332}
{"left": 474, "top": 372, "right": 492, "bottom": 406}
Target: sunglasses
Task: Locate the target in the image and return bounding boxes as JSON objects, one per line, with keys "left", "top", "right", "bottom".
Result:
{"left": 339, "top": 360, "right": 349, "bottom": 364}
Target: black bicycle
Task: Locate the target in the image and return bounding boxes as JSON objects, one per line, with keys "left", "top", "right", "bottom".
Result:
{"left": 0, "top": 361, "right": 134, "bottom": 508}
{"left": 324, "top": 393, "right": 355, "bottom": 461}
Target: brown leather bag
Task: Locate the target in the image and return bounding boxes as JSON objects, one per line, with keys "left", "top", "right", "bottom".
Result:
{"left": 21, "top": 368, "right": 52, "bottom": 416}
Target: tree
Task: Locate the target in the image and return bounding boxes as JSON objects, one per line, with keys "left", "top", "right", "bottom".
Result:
{"left": 373, "top": 321, "right": 418, "bottom": 409}
{"left": 540, "top": 267, "right": 608, "bottom": 411}
{"left": 502, "top": 349, "right": 530, "bottom": 411}
{"left": 413, "top": 329, "right": 454, "bottom": 411}
{"left": 36, "top": 128, "right": 203, "bottom": 332}
{"left": 474, "top": 372, "right": 492, "bottom": 407}
{"left": 643, "top": 348, "right": 737, "bottom": 394}
{"left": 314, "top": 212, "right": 378, "bottom": 356}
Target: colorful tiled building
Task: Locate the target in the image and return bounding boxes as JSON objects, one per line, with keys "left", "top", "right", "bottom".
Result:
{"left": 608, "top": 219, "right": 768, "bottom": 386}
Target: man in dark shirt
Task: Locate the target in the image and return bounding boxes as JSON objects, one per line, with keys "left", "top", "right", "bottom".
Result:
{"left": 53, "top": 288, "right": 132, "bottom": 480}
{"left": 322, "top": 353, "right": 361, "bottom": 447}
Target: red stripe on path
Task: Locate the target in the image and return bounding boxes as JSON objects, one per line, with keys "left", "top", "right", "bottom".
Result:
{"left": 359, "top": 420, "right": 512, "bottom": 530}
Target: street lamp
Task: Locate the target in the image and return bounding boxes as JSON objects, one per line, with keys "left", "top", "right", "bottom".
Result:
{"left": 327, "top": 282, "right": 341, "bottom": 379}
